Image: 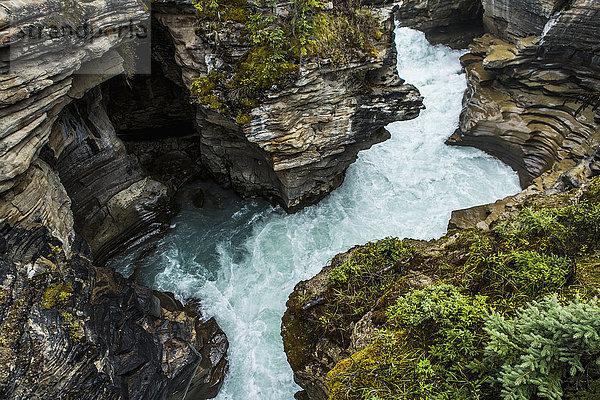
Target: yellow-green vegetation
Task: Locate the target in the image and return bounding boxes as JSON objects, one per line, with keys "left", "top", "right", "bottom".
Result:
{"left": 61, "top": 311, "right": 82, "bottom": 341}
{"left": 42, "top": 283, "right": 73, "bottom": 309}
{"left": 324, "top": 238, "right": 409, "bottom": 344}
{"left": 42, "top": 282, "right": 82, "bottom": 341}
{"left": 47, "top": 245, "right": 62, "bottom": 259}
{"left": 323, "top": 177, "right": 600, "bottom": 400}
{"left": 191, "top": 0, "right": 383, "bottom": 122}
{"left": 329, "top": 284, "right": 489, "bottom": 400}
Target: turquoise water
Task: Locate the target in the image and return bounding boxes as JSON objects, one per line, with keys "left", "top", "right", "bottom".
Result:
{"left": 111, "top": 27, "right": 521, "bottom": 399}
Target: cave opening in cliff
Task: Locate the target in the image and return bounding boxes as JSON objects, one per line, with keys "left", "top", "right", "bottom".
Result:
{"left": 102, "top": 57, "right": 197, "bottom": 142}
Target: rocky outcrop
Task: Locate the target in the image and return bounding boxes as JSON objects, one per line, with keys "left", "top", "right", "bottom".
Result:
{"left": 482, "top": 0, "right": 600, "bottom": 67}
{"left": 0, "top": 225, "right": 227, "bottom": 400}
{"left": 0, "top": 1, "right": 230, "bottom": 398}
{"left": 281, "top": 248, "right": 357, "bottom": 400}
{"left": 444, "top": 0, "right": 600, "bottom": 225}
{"left": 282, "top": 176, "right": 600, "bottom": 400}
{"left": 393, "top": 0, "right": 484, "bottom": 48}
{"left": 49, "top": 88, "right": 173, "bottom": 265}
{"left": 481, "top": 0, "right": 555, "bottom": 41}
{"left": 153, "top": 0, "right": 424, "bottom": 211}
{"left": 281, "top": 243, "right": 437, "bottom": 400}
{"left": 449, "top": 17, "right": 600, "bottom": 188}
{"left": 0, "top": 0, "right": 160, "bottom": 259}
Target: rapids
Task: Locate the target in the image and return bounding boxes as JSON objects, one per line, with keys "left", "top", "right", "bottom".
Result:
{"left": 110, "top": 27, "right": 521, "bottom": 399}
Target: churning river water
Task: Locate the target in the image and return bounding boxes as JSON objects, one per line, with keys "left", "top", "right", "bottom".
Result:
{"left": 111, "top": 27, "right": 521, "bottom": 399}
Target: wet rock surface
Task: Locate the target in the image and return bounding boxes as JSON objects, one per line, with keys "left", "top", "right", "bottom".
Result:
{"left": 449, "top": 33, "right": 600, "bottom": 190}
{"left": 393, "top": 0, "right": 484, "bottom": 48}
{"left": 281, "top": 249, "right": 356, "bottom": 400}
{"left": 0, "top": 225, "right": 228, "bottom": 400}
{"left": 50, "top": 88, "right": 173, "bottom": 265}
{"left": 0, "top": 1, "right": 230, "bottom": 399}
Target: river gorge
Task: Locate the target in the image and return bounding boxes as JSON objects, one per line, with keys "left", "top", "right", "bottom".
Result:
{"left": 1, "top": 0, "right": 599, "bottom": 399}
{"left": 110, "top": 27, "right": 521, "bottom": 399}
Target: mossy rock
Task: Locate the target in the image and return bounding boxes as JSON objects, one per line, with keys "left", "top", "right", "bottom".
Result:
{"left": 310, "top": 177, "right": 600, "bottom": 400}
{"left": 42, "top": 283, "right": 73, "bottom": 309}
{"left": 190, "top": 0, "right": 384, "bottom": 122}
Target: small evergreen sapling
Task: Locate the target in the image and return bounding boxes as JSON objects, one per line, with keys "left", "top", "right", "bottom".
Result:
{"left": 483, "top": 295, "right": 600, "bottom": 400}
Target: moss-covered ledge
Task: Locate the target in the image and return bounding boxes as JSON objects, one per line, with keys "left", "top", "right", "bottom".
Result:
{"left": 190, "top": 0, "right": 384, "bottom": 123}
{"left": 282, "top": 176, "right": 600, "bottom": 400}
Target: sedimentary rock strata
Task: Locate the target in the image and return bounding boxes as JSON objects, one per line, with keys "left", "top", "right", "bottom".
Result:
{"left": 152, "top": 0, "right": 424, "bottom": 211}
{"left": 0, "top": 1, "right": 229, "bottom": 398}
{"left": 0, "top": 225, "right": 228, "bottom": 400}
{"left": 449, "top": 34, "right": 600, "bottom": 188}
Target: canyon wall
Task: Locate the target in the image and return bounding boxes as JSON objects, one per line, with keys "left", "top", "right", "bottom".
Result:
{"left": 450, "top": 0, "right": 600, "bottom": 191}
{"left": 152, "top": 0, "right": 424, "bottom": 211}
{"left": 0, "top": 0, "right": 427, "bottom": 398}
{"left": 0, "top": 1, "right": 228, "bottom": 399}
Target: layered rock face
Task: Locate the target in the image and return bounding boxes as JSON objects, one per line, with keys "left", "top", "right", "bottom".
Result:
{"left": 393, "top": 0, "right": 484, "bottom": 48}
{"left": 282, "top": 1, "right": 600, "bottom": 398}
{"left": 0, "top": 0, "right": 163, "bottom": 260}
{"left": 450, "top": 0, "right": 600, "bottom": 189}
{"left": 0, "top": 1, "right": 229, "bottom": 398}
{"left": 0, "top": 225, "right": 227, "bottom": 400}
{"left": 482, "top": 0, "right": 600, "bottom": 67}
{"left": 153, "top": 0, "right": 424, "bottom": 211}
{"left": 50, "top": 88, "right": 173, "bottom": 265}
{"left": 1, "top": 0, "right": 427, "bottom": 397}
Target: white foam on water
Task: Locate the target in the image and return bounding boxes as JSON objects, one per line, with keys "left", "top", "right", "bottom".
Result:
{"left": 112, "top": 27, "right": 521, "bottom": 400}
{"left": 541, "top": 12, "right": 562, "bottom": 42}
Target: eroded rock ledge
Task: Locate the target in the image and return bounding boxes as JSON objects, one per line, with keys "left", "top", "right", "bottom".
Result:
{"left": 449, "top": 0, "right": 600, "bottom": 191}
{"left": 153, "top": 0, "right": 424, "bottom": 211}
{"left": 0, "top": 1, "right": 228, "bottom": 398}
{"left": 0, "top": 225, "right": 227, "bottom": 400}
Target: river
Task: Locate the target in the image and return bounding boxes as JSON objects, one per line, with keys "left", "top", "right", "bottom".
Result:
{"left": 110, "top": 27, "right": 521, "bottom": 399}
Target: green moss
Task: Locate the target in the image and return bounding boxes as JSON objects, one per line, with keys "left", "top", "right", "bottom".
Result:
{"left": 191, "top": 0, "right": 383, "bottom": 122}
{"left": 235, "top": 111, "right": 252, "bottom": 125}
{"left": 582, "top": 176, "right": 600, "bottom": 204}
{"left": 321, "top": 178, "right": 600, "bottom": 400}
{"left": 42, "top": 283, "right": 73, "bottom": 309}
{"left": 327, "top": 331, "right": 418, "bottom": 400}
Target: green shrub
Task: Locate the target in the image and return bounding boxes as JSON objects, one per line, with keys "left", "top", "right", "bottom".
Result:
{"left": 503, "top": 251, "right": 571, "bottom": 297}
{"left": 326, "top": 284, "right": 489, "bottom": 400}
{"left": 328, "top": 238, "right": 406, "bottom": 286}
{"left": 483, "top": 295, "right": 600, "bottom": 400}
{"left": 387, "top": 284, "right": 488, "bottom": 369}
{"left": 191, "top": 0, "right": 383, "bottom": 121}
